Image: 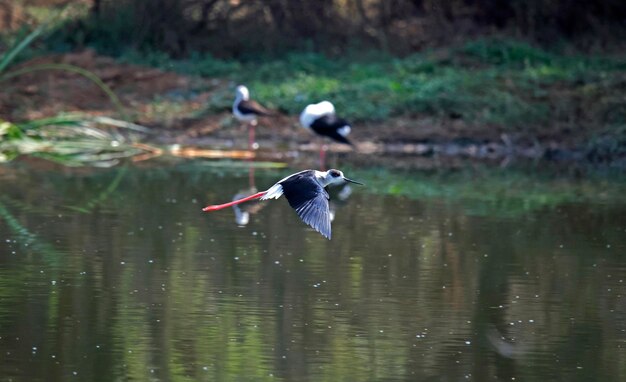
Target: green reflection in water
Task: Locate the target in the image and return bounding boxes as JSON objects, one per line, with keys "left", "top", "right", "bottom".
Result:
{"left": 0, "top": 163, "right": 625, "bottom": 381}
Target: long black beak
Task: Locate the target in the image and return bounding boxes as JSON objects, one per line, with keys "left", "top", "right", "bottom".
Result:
{"left": 343, "top": 177, "right": 364, "bottom": 185}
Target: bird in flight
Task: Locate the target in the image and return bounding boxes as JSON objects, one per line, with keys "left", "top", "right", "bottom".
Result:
{"left": 202, "top": 169, "right": 363, "bottom": 239}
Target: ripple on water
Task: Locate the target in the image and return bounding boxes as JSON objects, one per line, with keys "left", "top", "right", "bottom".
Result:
{"left": 1, "top": 165, "right": 626, "bottom": 381}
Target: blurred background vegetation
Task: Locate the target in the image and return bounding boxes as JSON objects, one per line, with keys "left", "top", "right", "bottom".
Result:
{"left": 1, "top": 0, "right": 625, "bottom": 165}
{"left": 7, "top": 0, "right": 622, "bottom": 57}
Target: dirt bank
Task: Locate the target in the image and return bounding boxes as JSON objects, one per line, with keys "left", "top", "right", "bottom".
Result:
{"left": 1, "top": 51, "right": 622, "bottom": 166}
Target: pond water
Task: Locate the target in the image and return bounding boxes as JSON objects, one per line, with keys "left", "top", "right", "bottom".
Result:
{"left": 0, "top": 162, "right": 625, "bottom": 381}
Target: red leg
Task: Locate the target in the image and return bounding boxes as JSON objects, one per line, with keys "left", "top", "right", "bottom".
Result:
{"left": 319, "top": 144, "right": 327, "bottom": 170}
{"left": 248, "top": 124, "right": 256, "bottom": 150}
{"left": 203, "top": 191, "right": 266, "bottom": 212}
{"left": 248, "top": 163, "right": 256, "bottom": 189}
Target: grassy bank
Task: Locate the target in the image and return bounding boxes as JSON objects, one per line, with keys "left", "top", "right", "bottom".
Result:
{"left": 112, "top": 39, "right": 626, "bottom": 162}
{"left": 2, "top": 16, "right": 626, "bottom": 164}
{"left": 116, "top": 39, "right": 625, "bottom": 132}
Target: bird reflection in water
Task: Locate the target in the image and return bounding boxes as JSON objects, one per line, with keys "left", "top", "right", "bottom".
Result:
{"left": 231, "top": 188, "right": 267, "bottom": 226}
{"left": 231, "top": 165, "right": 265, "bottom": 226}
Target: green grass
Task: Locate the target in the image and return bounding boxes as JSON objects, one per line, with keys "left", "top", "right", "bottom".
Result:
{"left": 0, "top": 19, "right": 154, "bottom": 167}
{"left": 113, "top": 39, "right": 625, "bottom": 131}
{"left": 7, "top": 15, "right": 625, "bottom": 130}
{"left": 0, "top": 114, "right": 153, "bottom": 167}
{"left": 3, "top": 15, "right": 626, "bottom": 163}
{"left": 3, "top": 3, "right": 624, "bottom": 134}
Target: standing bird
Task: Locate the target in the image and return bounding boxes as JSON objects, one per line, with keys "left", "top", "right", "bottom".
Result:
{"left": 202, "top": 169, "right": 363, "bottom": 239}
{"left": 299, "top": 101, "right": 353, "bottom": 167}
{"left": 233, "top": 85, "right": 273, "bottom": 150}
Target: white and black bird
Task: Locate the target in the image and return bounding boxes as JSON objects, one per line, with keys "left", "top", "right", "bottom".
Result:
{"left": 202, "top": 169, "right": 363, "bottom": 239}
{"left": 232, "top": 85, "right": 273, "bottom": 149}
{"left": 299, "top": 101, "right": 353, "bottom": 146}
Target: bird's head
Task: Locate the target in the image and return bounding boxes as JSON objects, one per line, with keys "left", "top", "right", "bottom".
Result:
{"left": 320, "top": 169, "right": 364, "bottom": 187}
{"left": 235, "top": 85, "right": 250, "bottom": 100}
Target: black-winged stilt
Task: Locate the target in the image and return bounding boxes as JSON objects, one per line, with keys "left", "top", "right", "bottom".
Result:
{"left": 299, "top": 101, "right": 353, "bottom": 167}
{"left": 202, "top": 169, "right": 363, "bottom": 239}
{"left": 233, "top": 85, "right": 273, "bottom": 149}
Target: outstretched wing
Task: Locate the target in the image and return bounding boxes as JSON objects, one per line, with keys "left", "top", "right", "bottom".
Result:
{"left": 280, "top": 172, "right": 332, "bottom": 239}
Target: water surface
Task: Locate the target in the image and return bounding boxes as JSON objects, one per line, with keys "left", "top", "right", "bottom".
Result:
{"left": 0, "top": 163, "right": 625, "bottom": 381}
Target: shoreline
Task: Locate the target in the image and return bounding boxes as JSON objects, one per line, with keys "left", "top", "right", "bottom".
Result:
{"left": 2, "top": 48, "right": 625, "bottom": 168}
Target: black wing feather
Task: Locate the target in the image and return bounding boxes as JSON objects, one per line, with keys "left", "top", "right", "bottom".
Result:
{"left": 310, "top": 115, "right": 352, "bottom": 145}
{"left": 237, "top": 99, "right": 272, "bottom": 116}
{"left": 280, "top": 171, "right": 332, "bottom": 239}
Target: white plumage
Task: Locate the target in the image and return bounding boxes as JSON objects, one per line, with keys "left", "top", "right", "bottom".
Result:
{"left": 337, "top": 125, "right": 351, "bottom": 137}
{"left": 299, "top": 101, "right": 335, "bottom": 129}
{"left": 233, "top": 85, "right": 256, "bottom": 123}
{"left": 261, "top": 183, "right": 284, "bottom": 200}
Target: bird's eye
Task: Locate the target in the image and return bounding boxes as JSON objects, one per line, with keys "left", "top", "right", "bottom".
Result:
{"left": 331, "top": 171, "right": 340, "bottom": 177}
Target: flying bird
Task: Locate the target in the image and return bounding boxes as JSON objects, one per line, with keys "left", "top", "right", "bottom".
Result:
{"left": 202, "top": 169, "right": 363, "bottom": 239}
{"left": 232, "top": 85, "right": 273, "bottom": 149}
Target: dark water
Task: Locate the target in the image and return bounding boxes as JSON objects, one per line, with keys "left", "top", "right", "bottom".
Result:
{"left": 0, "top": 163, "right": 625, "bottom": 381}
